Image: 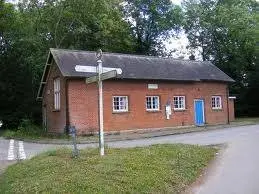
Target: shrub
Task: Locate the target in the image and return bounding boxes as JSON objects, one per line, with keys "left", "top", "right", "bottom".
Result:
{"left": 2, "top": 119, "right": 45, "bottom": 139}
{"left": 1, "top": 119, "right": 69, "bottom": 140}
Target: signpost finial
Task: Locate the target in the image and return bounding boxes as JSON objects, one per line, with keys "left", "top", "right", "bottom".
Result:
{"left": 96, "top": 49, "right": 103, "bottom": 60}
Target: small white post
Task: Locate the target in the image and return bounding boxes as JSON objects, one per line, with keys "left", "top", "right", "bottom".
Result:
{"left": 97, "top": 51, "right": 104, "bottom": 156}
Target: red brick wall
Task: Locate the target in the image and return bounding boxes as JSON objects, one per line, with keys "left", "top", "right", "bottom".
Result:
{"left": 67, "top": 80, "right": 99, "bottom": 134}
{"left": 66, "top": 79, "right": 232, "bottom": 133}
{"left": 42, "top": 62, "right": 66, "bottom": 133}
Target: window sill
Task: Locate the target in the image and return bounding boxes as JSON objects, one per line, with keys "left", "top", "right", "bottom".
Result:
{"left": 212, "top": 108, "right": 223, "bottom": 111}
{"left": 146, "top": 110, "right": 161, "bottom": 113}
{"left": 173, "top": 109, "right": 186, "bottom": 112}
{"left": 52, "top": 109, "right": 60, "bottom": 112}
{"left": 112, "top": 111, "right": 129, "bottom": 114}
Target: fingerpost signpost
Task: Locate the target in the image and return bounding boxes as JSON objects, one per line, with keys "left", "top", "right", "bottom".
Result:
{"left": 75, "top": 49, "right": 122, "bottom": 156}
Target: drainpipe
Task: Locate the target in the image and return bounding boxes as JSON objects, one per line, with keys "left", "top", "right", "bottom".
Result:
{"left": 65, "top": 78, "right": 70, "bottom": 134}
{"left": 226, "top": 85, "right": 230, "bottom": 124}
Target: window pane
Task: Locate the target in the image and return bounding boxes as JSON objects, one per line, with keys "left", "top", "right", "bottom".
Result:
{"left": 213, "top": 99, "right": 216, "bottom": 107}
{"left": 216, "top": 97, "right": 220, "bottom": 107}
{"left": 212, "top": 96, "right": 221, "bottom": 109}
{"left": 179, "top": 99, "right": 182, "bottom": 108}
{"left": 153, "top": 97, "right": 158, "bottom": 109}
{"left": 174, "top": 97, "right": 178, "bottom": 108}
{"left": 180, "top": 97, "right": 184, "bottom": 109}
{"left": 146, "top": 97, "right": 152, "bottom": 109}
{"left": 54, "top": 78, "right": 60, "bottom": 110}
{"left": 113, "top": 96, "right": 128, "bottom": 111}
{"left": 146, "top": 96, "right": 159, "bottom": 110}
{"left": 174, "top": 96, "right": 185, "bottom": 109}
{"left": 120, "top": 98, "right": 126, "bottom": 109}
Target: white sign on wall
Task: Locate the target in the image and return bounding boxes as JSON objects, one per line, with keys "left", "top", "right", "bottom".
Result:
{"left": 148, "top": 84, "right": 158, "bottom": 89}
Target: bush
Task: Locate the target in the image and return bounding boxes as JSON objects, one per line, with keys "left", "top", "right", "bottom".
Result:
{"left": 1, "top": 119, "right": 69, "bottom": 140}
{"left": 2, "top": 119, "right": 45, "bottom": 139}
{"left": 16, "top": 119, "right": 44, "bottom": 137}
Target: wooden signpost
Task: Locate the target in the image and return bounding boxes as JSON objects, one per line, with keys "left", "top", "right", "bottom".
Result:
{"left": 75, "top": 49, "right": 122, "bottom": 156}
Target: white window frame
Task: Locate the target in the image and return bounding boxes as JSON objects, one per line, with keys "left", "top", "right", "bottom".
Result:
{"left": 146, "top": 96, "right": 160, "bottom": 111}
{"left": 173, "top": 96, "right": 186, "bottom": 110}
{"left": 54, "top": 77, "right": 60, "bottom": 110}
{"left": 212, "top": 96, "right": 222, "bottom": 109}
{"left": 112, "top": 96, "right": 128, "bottom": 112}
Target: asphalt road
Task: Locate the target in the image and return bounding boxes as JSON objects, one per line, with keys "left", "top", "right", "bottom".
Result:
{"left": 1, "top": 124, "right": 259, "bottom": 193}
{"left": 192, "top": 132, "right": 259, "bottom": 194}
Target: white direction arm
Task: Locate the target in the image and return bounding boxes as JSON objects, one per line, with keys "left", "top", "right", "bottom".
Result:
{"left": 102, "top": 67, "right": 122, "bottom": 75}
{"left": 75, "top": 65, "right": 97, "bottom": 73}
{"left": 75, "top": 65, "right": 122, "bottom": 75}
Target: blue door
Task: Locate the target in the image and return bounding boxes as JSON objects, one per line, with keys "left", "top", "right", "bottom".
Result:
{"left": 194, "top": 100, "right": 205, "bottom": 126}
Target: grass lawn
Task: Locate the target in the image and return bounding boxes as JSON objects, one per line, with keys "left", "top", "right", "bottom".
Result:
{"left": 0, "top": 144, "right": 217, "bottom": 193}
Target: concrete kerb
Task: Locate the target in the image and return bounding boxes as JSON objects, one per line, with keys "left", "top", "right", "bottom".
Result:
{"left": 4, "top": 121, "right": 259, "bottom": 145}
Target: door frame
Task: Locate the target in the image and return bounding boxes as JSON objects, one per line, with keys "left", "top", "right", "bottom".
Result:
{"left": 194, "top": 99, "right": 205, "bottom": 126}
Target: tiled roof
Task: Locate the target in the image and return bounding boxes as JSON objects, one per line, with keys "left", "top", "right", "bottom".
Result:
{"left": 50, "top": 48, "right": 234, "bottom": 82}
{"left": 37, "top": 48, "right": 234, "bottom": 99}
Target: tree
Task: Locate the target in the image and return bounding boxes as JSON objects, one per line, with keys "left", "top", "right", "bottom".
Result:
{"left": 16, "top": 0, "right": 134, "bottom": 52}
{"left": 123, "top": 0, "right": 183, "bottom": 55}
{"left": 0, "top": 0, "right": 17, "bottom": 53}
{"left": 0, "top": 0, "right": 135, "bottom": 128}
{"left": 243, "top": 2, "right": 259, "bottom": 116}
{"left": 183, "top": 0, "right": 257, "bottom": 116}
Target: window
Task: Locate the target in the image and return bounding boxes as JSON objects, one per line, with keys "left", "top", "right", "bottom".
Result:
{"left": 146, "top": 96, "right": 160, "bottom": 111}
{"left": 54, "top": 78, "right": 60, "bottom": 110}
{"left": 173, "top": 96, "right": 185, "bottom": 110}
{"left": 212, "top": 96, "right": 222, "bottom": 109}
{"left": 113, "top": 96, "right": 128, "bottom": 112}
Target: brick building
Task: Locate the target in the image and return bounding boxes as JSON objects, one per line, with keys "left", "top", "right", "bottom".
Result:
{"left": 37, "top": 48, "right": 235, "bottom": 134}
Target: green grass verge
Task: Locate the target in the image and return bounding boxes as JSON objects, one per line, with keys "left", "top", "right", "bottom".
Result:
{"left": 0, "top": 144, "right": 217, "bottom": 193}
{"left": 232, "top": 117, "right": 259, "bottom": 124}
{"left": 1, "top": 129, "right": 70, "bottom": 140}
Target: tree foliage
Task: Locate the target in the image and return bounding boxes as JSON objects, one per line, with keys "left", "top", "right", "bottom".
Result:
{"left": 0, "top": 0, "right": 135, "bottom": 128}
{"left": 183, "top": 0, "right": 258, "bottom": 116}
{"left": 123, "top": 0, "right": 183, "bottom": 55}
